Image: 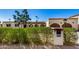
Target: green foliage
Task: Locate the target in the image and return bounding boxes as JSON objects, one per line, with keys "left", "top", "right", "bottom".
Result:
{"left": 0, "top": 27, "right": 53, "bottom": 45}
{"left": 64, "top": 28, "right": 76, "bottom": 32}
{"left": 0, "top": 27, "right": 77, "bottom": 46}
{"left": 13, "top": 9, "right": 31, "bottom": 23}
{"left": 64, "top": 28, "right": 77, "bottom": 45}
{"left": 25, "top": 27, "right": 53, "bottom": 45}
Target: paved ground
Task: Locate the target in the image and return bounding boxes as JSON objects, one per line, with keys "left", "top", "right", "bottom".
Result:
{"left": 53, "top": 45, "right": 79, "bottom": 49}
{"left": 0, "top": 44, "right": 78, "bottom": 49}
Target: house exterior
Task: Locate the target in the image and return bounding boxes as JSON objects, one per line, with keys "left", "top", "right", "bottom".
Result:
{"left": 0, "top": 21, "right": 46, "bottom": 28}
{"left": 0, "top": 14, "right": 78, "bottom": 28}
{"left": 47, "top": 14, "right": 79, "bottom": 45}
{"left": 0, "top": 14, "right": 79, "bottom": 45}
{"left": 47, "top": 17, "right": 78, "bottom": 29}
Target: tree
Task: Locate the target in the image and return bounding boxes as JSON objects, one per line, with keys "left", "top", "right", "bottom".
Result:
{"left": 13, "top": 9, "right": 31, "bottom": 28}
{"left": 35, "top": 16, "right": 39, "bottom": 27}
{"left": 8, "top": 18, "right": 11, "bottom": 22}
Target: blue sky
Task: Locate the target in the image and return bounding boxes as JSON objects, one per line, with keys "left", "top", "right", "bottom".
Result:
{"left": 0, "top": 9, "right": 79, "bottom": 21}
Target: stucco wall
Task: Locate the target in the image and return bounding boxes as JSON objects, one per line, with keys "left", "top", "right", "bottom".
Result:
{"left": 48, "top": 18, "right": 78, "bottom": 29}
{"left": 53, "top": 30, "right": 64, "bottom": 45}
{"left": 49, "top": 19, "right": 64, "bottom": 28}
{"left": 66, "top": 18, "right": 78, "bottom": 29}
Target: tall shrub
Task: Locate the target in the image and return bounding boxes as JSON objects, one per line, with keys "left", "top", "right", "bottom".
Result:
{"left": 0, "top": 27, "right": 53, "bottom": 45}
{"left": 64, "top": 28, "right": 77, "bottom": 45}
{"left": 25, "top": 27, "right": 43, "bottom": 45}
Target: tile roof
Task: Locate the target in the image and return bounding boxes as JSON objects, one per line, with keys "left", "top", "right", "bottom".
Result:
{"left": 49, "top": 18, "right": 64, "bottom": 20}
{"left": 3, "top": 21, "right": 46, "bottom": 24}
{"left": 49, "top": 18, "right": 78, "bottom": 20}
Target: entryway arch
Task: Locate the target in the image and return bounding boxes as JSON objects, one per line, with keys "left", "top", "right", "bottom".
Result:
{"left": 62, "top": 23, "right": 72, "bottom": 28}
{"left": 50, "top": 23, "right": 60, "bottom": 28}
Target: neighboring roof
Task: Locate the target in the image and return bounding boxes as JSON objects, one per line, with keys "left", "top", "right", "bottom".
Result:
{"left": 49, "top": 18, "right": 78, "bottom": 20}
{"left": 3, "top": 21, "right": 18, "bottom": 23}
{"left": 69, "top": 14, "right": 79, "bottom": 18}
{"left": 3, "top": 21, "right": 46, "bottom": 24}
{"left": 67, "top": 18, "right": 78, "bottom": 20}
{"left": 49, "top": 18, "right": 64, "bottom": 20}
{"left": 28, "top": 22, "right": 46, "bottom": 24}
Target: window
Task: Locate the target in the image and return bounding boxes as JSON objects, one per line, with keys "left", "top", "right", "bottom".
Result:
{"left": 15, "top": 24, "right": 19, "bottom": 27}
{"left": 56, "top": 30, "right": 61, "bottom": 37}
{"left": 6, "top": 24, "right": 11, "bottom": 27}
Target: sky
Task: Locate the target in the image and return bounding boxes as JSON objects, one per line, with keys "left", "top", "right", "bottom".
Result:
{"left": 0, "top": 9, "right": 79, "bottom": 22}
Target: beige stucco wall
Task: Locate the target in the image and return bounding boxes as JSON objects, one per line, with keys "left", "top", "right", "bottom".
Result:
{"left": 2, "top": 23, "right": 7, "bottom": 27}
{"left": 46, "top": 21, "right": 49, "bottom": 27}
{"left": 48, "top": 18, "right": 78, "bottom": 29}
{"left": 53, "top": 30, "right": 64, "bottom": 45}
{"left": 11, "top": 23, "right": 14, "bottom": 27}
{"left": 49, "top": 19, "right": 64, "bottom": 28}
{"left": 66, "top": 18, "right": 78, "bottom": 29}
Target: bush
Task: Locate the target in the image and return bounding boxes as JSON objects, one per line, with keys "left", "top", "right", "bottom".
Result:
{"left": 25, "top": 27, "right": 53, "bottom": 45}
{"left": 64, "top": 28, "right": 77, "bottom": 45}
{"left": 0, "top": 27, "right": 53, "bottom": 45}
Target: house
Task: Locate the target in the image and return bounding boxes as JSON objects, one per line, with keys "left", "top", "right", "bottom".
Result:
{"left": 0, "top": 21, "right": 46, "bottom": 28}
{"left": 46, "top": 14, "right": 79, "bottom": 45}
{"left": 0, "top": 14, "right": 78, "bottom": 28}
{"left": 0, "top": 14, "right": 79, "bottom": 45}
{"left": 47, "top": 17, "right": 78, "bottom": 29}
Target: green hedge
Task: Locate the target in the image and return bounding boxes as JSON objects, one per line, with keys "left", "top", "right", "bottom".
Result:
{"left": 0, "top": 27, "right": 77, "bottom": 46}
{"left": 0, "top": 27, "right": 53, "bottom": 45}
{"left": 64, "top": 28, "right": 77, "bottom": 45}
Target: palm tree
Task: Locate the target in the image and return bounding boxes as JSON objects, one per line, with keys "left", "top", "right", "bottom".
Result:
{"left": 13, "top": 9, "right": 31, "bottom": 28}
{"left": 35, "top": 16, "right": 39, "bottom": 27}
{"left": 8, "top": 18, "right": 11, "bottom": 22}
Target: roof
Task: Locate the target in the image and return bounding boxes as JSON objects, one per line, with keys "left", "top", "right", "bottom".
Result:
{"left": 3, "top": 21, "right": 46, "bottom": 24}
{"left": 49, "top": 18, "right": 78, "bottom": 20}
{"left": 28, "top": 22, "right": 46, "bottom": 24}
{"left": 49, "top": 18, "right": 64, "bottom": 20}
{"left": 69, "top": 14, "right": 79, "bottom": 18}
{"left": 67, "top": 18, "right": 78, "bottom": 20}
{"left": 3, "top": 21, "right": 18, "bottom": 23}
